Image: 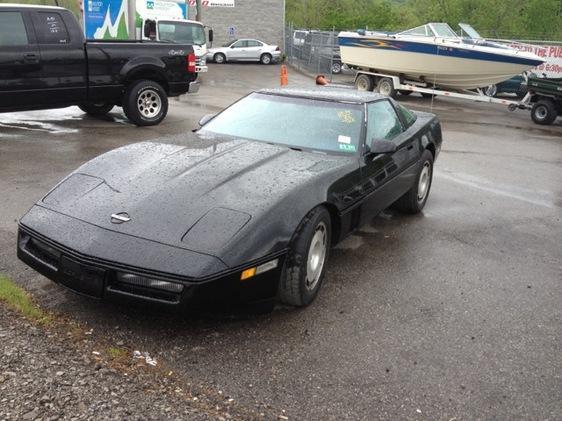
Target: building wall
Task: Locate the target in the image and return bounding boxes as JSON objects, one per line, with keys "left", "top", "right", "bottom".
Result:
{"left": 187, "top": 0, "right": 285, "bottom": 48}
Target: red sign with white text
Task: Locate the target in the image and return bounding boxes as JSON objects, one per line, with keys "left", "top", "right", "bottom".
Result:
{"left": 509, "top": 43, "right": 562, "bottom": 78}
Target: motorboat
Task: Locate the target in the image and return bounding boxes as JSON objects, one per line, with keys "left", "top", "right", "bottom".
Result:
{"left": 338, "top": 23, "right": 544, "bottom": 90}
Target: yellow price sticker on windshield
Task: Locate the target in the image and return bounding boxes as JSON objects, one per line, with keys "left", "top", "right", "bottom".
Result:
{"left": 337, "top": 110, "right": 355, "bottom": 124}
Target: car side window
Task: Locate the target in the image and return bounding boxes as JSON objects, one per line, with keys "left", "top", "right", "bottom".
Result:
{"left": 232, "top": 40, "right": 248, "bottom": 48}
{"left": 366, "top": 100, "right": 404, "bottom": 147}
{"left": 35, "top": 12, "right": 70, "bottom": 44}
{"left": 247, "top": 40, "right": 262, "bottom": 47}
{"left": 0, "top": 12, "right": 29, "bottom": 46}
{"left": 395, "top": 103, "right": 417, "bottom": 128}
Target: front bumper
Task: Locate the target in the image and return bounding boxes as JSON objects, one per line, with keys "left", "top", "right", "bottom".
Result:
{"left": 17, "top": 226, "right": 285, "bottom": 308}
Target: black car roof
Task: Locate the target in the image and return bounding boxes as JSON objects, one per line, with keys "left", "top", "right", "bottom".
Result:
{"left": 257, "top": 87, "right": 387, "bottom": 104}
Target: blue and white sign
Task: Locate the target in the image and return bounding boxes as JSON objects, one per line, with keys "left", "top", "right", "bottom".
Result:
{"left": 227, "top": 25, "right": 236, "bottom": 38}
{"left": 83, "top": 0, "right": 129, "bottom": 39}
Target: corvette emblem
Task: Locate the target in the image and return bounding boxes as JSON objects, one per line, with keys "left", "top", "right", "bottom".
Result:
{"left": 110, "top": 212, "right": 131, "bottom": 224}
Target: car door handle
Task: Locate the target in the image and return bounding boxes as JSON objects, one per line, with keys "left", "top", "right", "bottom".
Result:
{"left": 23, "top": 53, "right": 39, "bottom": 63}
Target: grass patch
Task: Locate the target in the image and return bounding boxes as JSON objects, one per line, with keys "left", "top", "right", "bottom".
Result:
{"left": 107, "top": 346, "right": 128, "bottom": 360}
{"left": 0, "top": 274, "right": 50, "bottom": 324}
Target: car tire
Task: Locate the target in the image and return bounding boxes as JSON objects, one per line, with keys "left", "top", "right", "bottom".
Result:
{"left": 214, "top": 53, "right": 226, "bottom": 64}
{"left": 531, "top": 99, "right": 557, "bottom": 125}
{"left": 377, "top": 77, "right": 397, "bottom": 98}
{"left": 122, "top": 80, "right": 168, "bottom": 127}
{"left": 260, "top": 53, "right": 272, "bottom": 65}
{"left": 355, "top": 74, "right": 374, "bottom": 91}
{"left": 484, "top": 84, "right": 497, "bottom": 97}
{"left": 278, "top": 206, "right": 331, "bottom": 307}
{"left": 331, "top": 61, "right": 342, "bottom": 74}
{"left": 392, "top": 149, "right": 434, "bottom": 214}
{"left": 79, "top": 103, "right": 114, "bottom": 116}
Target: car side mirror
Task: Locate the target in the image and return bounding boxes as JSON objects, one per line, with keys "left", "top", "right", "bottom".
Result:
{"left": 369, "top": 139, "right": 397, "bottom": 155}
{"left": 198, "top": 113, "right": 215, "bottom": 126}
{"left": 208, "top": 29, "right": 214, "bottom": 43}
{"left": 144, "top": 20, "right": 156, "bottom": 39}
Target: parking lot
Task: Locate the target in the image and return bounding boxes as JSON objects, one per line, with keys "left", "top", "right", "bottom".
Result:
{"left": 1, "top": 63, "right": 561, "bottom": 420}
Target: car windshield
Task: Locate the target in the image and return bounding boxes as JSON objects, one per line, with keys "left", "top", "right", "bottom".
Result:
{"left": 200, "top": 93, "right": 364, "bottom": 155}
{"left": 158, "top": 21, "right": 206, "bottom": 45}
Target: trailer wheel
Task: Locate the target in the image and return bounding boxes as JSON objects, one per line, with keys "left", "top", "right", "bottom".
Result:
{"left": 399, "top": 90, "right": 412, "bottom": 96}
{"left": 355, "top": 74, "right": 374, "bottom": 91}
{"left": 377, "top": 77, "right": 397, "bottom": 98}
{"left": 123, "top": 80, "right": 168, "bottom": 127}
{"left": 531, "top": 99, "right": 557, "bottom": 125}
{"left": 421, "top": 92, "right": 435, "bottom": 99}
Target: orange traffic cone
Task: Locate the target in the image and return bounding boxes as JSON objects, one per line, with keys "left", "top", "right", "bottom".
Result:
{"left": 315, "top": 74, "right": 329, "bottom": 86}
{"left": 280, "top": 65, "right": 289, "bottom": 86}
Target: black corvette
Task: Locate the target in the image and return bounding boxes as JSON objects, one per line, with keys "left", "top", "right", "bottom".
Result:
{"left": 18, "top": 88, "right": 442, "bottom": 308}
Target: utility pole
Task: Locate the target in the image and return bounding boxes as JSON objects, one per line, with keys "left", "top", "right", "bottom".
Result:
{"left": 128, "top": 0, "right": 136, "bottom": 40}
{"left": 196, "top": 0, "right": 202, "bottom": 21}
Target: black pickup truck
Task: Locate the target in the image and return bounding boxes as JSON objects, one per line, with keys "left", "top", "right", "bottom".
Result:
{"left": 0, "top": 4, "right": 199, "bottom": 126}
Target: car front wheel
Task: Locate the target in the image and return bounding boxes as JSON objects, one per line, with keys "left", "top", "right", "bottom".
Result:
{"left": 392, "top": 149, "right": 434, "bottom": 214}
{"left": 278, "top": 206, "right": 331, "bottom": 307}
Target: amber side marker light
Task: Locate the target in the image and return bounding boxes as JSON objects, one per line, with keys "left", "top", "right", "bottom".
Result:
{"left": 240, "top": 259, "right": 279, "bottom": 281}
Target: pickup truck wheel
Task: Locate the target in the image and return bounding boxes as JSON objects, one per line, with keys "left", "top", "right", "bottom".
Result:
{"left": 278, "top": 206, "right": 331, "bottom": 307}
{"left": 392, "top": 149, "right": 434, "bottom": 214}
{"left": 531, "top": 99, "right": 557, "bottom": 125}
{"left": 214, "top": 53, "right": 226, "bottom": 64}
{"left": 331, "top": 61, "right": 342, "bottom": 74}
{"left": 260, "top": 53, "right": 272, "bottom": 65}
{"left": 123, "top": 80, "right": 168, "bottom": 127}
{"left": 79, "top": 103, "right": 114, "bottom": 116}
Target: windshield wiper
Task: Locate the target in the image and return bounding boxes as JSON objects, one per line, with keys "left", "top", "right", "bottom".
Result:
{"left": 289, "top": 146, "right": 302, "bottom": 152}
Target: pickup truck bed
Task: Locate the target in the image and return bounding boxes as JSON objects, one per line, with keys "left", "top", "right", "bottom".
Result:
{"left": 0, "top": 4, "right": 199, "bottom": 126}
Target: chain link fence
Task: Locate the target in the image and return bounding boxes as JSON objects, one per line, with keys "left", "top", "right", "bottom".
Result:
{"left": 284, "top": 23, "right": 345, "bottom": 80}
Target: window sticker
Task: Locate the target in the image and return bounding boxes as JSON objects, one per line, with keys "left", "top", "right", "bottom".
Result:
{"left": 339, "top": 144, "right": 356, "bottom": 152}
{"left": 337, "top": 110, "right": 356, "bottom": 124}
{"left": 338, "top": 135, "right": 351, "bottom": 144}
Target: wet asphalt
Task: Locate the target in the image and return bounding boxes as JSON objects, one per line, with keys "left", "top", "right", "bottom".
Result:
{"left": 1, "top": 64, "right": 561, "bottom": 420}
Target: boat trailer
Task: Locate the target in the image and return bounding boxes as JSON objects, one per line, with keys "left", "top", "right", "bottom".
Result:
{"left": 350, "top": 70, "right": 532, "bottom": 112}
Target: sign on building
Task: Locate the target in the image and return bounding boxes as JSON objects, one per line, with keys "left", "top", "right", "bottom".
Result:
{"left": 509, "top": 43, "right": 562, "bottom": 78}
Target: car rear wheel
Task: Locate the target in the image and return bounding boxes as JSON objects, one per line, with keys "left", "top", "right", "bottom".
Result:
{"left": 531, "top": 99, "right": 557, "bottom": 125}
{"left": 260, "top": 53, "right": 272, "bottom": 65}
{"left": 392, "top": 149, "right": 434, "bottom": 214}
{"left": 79, "top": 103, "right": 114, "bottom": 116}
{"left": 331, "top": 61, "right": 342, "bottom": 74}
{"left": 214, "top": 53, "right": 226, "bottom": 64}
{"left": 355, "top": 74, "right": 374, "bottom": 91}
{"left": 123, "top": 80, "right": 168, "bottom": 127}
{"left": 278, "top": 206, "right": 331, "bottom": 307}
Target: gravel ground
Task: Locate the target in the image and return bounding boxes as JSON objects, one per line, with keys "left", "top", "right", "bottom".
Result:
{"left": 0, "top": 304, "right": 276, "bottom": 421}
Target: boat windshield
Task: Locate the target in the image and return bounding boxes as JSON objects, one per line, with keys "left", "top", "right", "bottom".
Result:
{"left": 399, "top": 23, "right": 458, "bottom": 39}
{"left": 459, "top": 23, "right": 482, "bottom": 39}
{"left": 429, "top": 23, "right": 458, "bottom": 38}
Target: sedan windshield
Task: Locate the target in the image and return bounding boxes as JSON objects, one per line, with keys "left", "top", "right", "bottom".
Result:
{"left": 200, "top": 93, "right": 363, "bottom": 154}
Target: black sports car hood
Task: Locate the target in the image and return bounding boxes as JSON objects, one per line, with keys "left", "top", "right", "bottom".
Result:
{"left": 30, "top": 136, "right": 356, "bottom": 267}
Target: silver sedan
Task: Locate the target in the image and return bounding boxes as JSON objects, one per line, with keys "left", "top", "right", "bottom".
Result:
{"left": 207, "top": 39, "right": 281, "bottom": 65}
